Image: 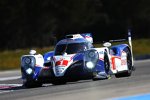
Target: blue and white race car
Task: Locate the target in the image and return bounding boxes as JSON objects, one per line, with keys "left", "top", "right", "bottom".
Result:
{"left": 20, "top": 32, "right": 135, "bottom": 87}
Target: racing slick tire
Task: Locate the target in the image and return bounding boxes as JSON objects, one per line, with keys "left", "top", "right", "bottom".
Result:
{"left": 115, "top": 48, "right": 132, "bottom": 78}
{"left": 104, "top": 53, "right": 110, "bottom": 75}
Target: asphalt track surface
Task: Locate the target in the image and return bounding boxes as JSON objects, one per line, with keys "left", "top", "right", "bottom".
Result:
{"left": 0, "top": 60, "right": 150, "bottom": 100}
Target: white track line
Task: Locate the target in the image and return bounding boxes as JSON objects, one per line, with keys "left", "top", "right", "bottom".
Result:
{"left": 0, "top": 90, "right": 14, "bottom": 94}
{"left": 0, "top": 76, "right": 21, "bottom": 81}
{"left": 0, "top": 84, "right": 22, "bottom": 86}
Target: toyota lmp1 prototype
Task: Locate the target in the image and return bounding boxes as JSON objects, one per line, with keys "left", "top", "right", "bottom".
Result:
{"left": 20, "top": 32, "right": 135, "bottom": 88}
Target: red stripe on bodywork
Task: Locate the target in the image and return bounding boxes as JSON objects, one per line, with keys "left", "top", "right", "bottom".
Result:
{"left": 111, "top": 56, "right": 121, "bottom": 70}
{"left": 111, "top": 57, "right": 116, "bottom": 70}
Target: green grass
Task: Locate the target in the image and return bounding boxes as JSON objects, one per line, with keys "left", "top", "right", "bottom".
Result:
{"left": 132, "top": 39, "right": 150, "bottom": 55}
{"left": 0, "top": 46, "right": 54, "bottom": 70}
{"left": 0, "top": 39, "right": 149, "bottom": 71}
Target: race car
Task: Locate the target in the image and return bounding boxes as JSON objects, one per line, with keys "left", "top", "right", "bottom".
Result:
{"left": 20, "top": 32, "right": 134, "bottom": 87}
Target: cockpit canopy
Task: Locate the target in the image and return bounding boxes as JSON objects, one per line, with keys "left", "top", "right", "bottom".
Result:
{"left": 55, "top": 42, "right": 90, "bottom": 55}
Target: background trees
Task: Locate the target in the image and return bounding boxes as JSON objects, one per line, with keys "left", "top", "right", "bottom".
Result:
{"left": 0, "top": 0, "right": 150, "bottom": 50}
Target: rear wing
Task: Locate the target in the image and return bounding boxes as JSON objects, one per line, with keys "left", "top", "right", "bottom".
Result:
{"left": 105, "top": 30, "right": 133, "bottom": 48}
{"left": 110, "top": 30, "right": 133, "bottom": 50}
{"left": 66, "top": 33, "right": 93, "bottom": 43}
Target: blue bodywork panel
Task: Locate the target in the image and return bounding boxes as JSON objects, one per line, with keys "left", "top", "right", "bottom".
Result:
{"left": 110, "top": 44, "right": 128, "bottom": 56}
{"left": 94, "top": 60, "right": 105, "bottom": 72}
{"left": 33, "top": 66, "right": 42, "bottom": 79}
{"left": 43, "top": 51, "right": 54, "bottom": 62}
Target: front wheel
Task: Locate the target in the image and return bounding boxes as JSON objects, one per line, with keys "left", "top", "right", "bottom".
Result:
{"left": 92, "top": 53, "right": 111, "bottom": 80}
{"left": 104, "top": 53, "right": 110, "bottom": 74}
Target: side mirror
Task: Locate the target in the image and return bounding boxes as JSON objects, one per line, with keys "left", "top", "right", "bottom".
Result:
{"left": 103, "top": 42, "right": 111, "bottom": 47}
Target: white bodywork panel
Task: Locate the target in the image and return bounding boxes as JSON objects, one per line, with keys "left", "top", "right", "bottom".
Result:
{"left": 110, "top": 51, "right": 128, "bottom": 74}
{"left": 34, "top": 54, "right": 44, "bottom": 67}
{"left": 52, "top": 54, "right": 75, "bottom": 77}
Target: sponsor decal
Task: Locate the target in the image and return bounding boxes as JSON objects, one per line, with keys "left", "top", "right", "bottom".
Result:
{"left": 121, "top": 51, "right": 127, "bottom": 66}
{"left": 56, "top": 60, "right": 69, "bottom": 66}
{"left": 54, "top": 55, "right": 74, "bottom": 67}
{"left": 121, "top": 59, "right": 127, "bottom": 65}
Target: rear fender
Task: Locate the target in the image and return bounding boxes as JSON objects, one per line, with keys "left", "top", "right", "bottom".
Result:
{"left": 110, "top": 45, "right": 130, "bottom": 73}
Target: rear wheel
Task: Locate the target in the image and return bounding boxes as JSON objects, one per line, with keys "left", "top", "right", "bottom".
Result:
{"left": 115, "top": 48, "right": 132, "bottom": 78}
{"left": 126, "top": 49, "right": 132, "bottom": 76}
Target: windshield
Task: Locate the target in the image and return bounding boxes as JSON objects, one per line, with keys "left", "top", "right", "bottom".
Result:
{"left": 55, "top": 43, "right": 87, "bottom": 55}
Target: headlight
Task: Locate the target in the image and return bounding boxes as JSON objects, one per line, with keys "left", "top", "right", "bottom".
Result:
{"left": 26, "top": 68, "right": 33, "bottom": 74}
{"left": 21, "top": 56, "right": 36, "bottom": 68}
{"left": 84, "top": 50, "right": 99, "bottom": 69}
{"left": 86, "top": 61, "right": 94, "bottom": 69}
